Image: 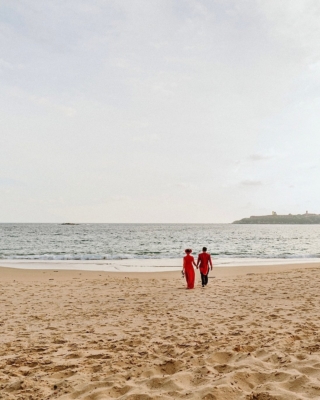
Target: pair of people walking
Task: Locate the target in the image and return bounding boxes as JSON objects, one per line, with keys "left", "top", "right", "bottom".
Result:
{"left": 182, "top": 247, "right": 213, "bottom": 289}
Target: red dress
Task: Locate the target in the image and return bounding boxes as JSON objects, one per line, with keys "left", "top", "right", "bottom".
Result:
{"left": 183, "top": 254, "right": 195, "bottom": 289}
{"left": 197, "top": 253, "right": 212, "bottom": 275}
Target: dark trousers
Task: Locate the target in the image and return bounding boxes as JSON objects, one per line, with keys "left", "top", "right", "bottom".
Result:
{"left": 201, "top": 273, "right": 208, "bottom": 286}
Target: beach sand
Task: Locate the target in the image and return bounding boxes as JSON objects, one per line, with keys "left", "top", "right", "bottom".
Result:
{"left": 1, "top": 263, "right": 320, "bottom": 399}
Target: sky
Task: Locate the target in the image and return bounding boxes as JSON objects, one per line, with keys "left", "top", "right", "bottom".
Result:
{"left": 1, "top": 0, "right": 320, "bottom": 223}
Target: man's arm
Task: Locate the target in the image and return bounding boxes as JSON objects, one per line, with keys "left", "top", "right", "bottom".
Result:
{"left": 209, "top": 254, "right": 213, "bottom": 270}
{"left": 196, "top": 255, "right": 200, "bottom": 269}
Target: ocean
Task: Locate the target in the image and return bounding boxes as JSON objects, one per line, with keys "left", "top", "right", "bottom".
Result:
{"left": 1, "top": 223, "right": 320, "bottom": 261}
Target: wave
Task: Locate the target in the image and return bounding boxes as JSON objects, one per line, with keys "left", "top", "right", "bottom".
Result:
{"left": 1, "top": 253, "right": 320, "bottom": 260}
{"left": 1, "top": 254, "right": 137, "bottom": 261}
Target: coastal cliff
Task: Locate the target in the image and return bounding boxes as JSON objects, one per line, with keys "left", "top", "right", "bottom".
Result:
{"left": 233, "top": 212, "right": 320, "bottom": 224}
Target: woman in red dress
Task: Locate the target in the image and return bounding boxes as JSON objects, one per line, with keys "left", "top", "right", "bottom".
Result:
{"left": 182, "top": 249, "right": 197, "bottom": 289}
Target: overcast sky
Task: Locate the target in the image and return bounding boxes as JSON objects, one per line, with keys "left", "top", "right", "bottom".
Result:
{"left": 1, "top": 0, "right": 320, "bottom": 223}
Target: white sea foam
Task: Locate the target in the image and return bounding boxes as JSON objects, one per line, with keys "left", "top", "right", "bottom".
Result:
{"left": 1, "top": 257, "right": 320, "bottom": 273}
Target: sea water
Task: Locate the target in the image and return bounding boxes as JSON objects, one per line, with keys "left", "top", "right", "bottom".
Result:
{"left": 1, "top": 224, "right": 320, "bottom": 269}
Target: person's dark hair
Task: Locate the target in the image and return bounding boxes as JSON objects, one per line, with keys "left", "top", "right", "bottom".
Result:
{"left": 185, "top": 248, "right": 192, "bottom": 254}
{"left": 202, "top": 247, "right": 207, "bottom": 252}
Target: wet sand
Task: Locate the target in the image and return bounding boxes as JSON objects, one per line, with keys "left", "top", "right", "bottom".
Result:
{"left": 1, "top": 263, "right": 320, "bottom": 399}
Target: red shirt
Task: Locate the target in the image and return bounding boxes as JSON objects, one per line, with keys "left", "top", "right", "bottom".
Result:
{"left": 197, "top": 252, "right": 212, "bottom": 275}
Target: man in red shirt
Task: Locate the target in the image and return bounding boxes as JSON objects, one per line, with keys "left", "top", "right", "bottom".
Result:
{"left": 196, "top": 247, "right": 213, "bottom": 287}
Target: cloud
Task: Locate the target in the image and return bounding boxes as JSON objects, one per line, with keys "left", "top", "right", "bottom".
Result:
{"left": 132, "top": 133, "right": 159, "bottom": 143}
{"left": 108, "top": 195, "right": 130, "bottom": 202}
{"left": 28, "top": 94, "right": 76, "bottom": 117}
{"left": 247, "top": 150, "right": 286, "bottom": 162}
{"left": 0, "top": 58, "right": 23, "bottom": 71}
{"left": 247, "top": 154, "right": 273, "bottom": 161}
{"left": 240, "top": 180, "right": 263, "bottom": 187}
{"left": 9, "top": 87, "right": 76, "bottom": 116}
{"left": 0, "top": 178, "right": 20, "bottom": 187}
{"left": 174, "top": 182, "right": 196, "bottom": 189}
{"left": 1, "top": 1, "right": 320, "bottom": 222}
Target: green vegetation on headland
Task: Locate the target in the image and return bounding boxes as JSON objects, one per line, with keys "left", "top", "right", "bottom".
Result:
{"left": 233, "top": 212, "right": 320, "bottom": 224}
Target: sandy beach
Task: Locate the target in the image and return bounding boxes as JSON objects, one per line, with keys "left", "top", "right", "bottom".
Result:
{"left": 1, "top": 263, "right": 320, "bottom": 399}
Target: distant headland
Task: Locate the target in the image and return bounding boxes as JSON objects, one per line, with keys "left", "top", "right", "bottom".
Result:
{"left": 233, "top": 211, "right": 320, "bottom": 224}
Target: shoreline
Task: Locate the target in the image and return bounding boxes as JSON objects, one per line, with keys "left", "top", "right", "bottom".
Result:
{"left": 1, "top": 257, "right": 320, "bottom": 274}
{"left": 1, "top": 260, "right": 320, "bottom": 282}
